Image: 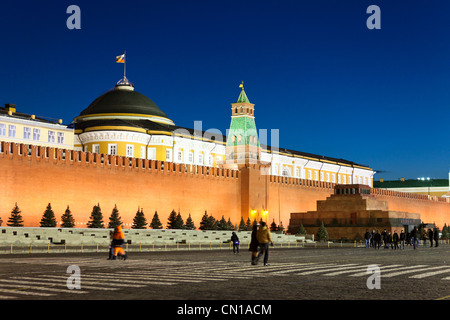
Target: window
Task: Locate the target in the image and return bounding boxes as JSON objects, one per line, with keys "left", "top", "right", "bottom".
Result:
{"left": 208, "top": 155, "right": 213, "bottom": 166}
{"left": 326, "top": 172, "right": 330, "bottom": 182}
{"left": 57, "top": 132, "right": 64, "bottom": 144}
{"left": 198, "top": 153, "right": 203, "bottom": 165}
{"left": 0, "top": 124, "right": 5, "bottom": 136}
{"left": 166, "top": 148, "right": 172, "bottom": 162}
{"left": 314, "top": 171, "right": 318, "bottom": 181}
{"left": 126, "top": 145, "right": 134, "bottom": 157}
{"left": 177, "top": 151, "right": 183, "bottom": 162}
{"left": 23, "top": 127, "right": 31, "bottom": 140}
{"left": 8, "top": 125, "right": 15, "bottom": 138}
{"left": 33, "top": 128, "right": 40, "bottom": 141}
{"left": 140, "top": 146, "right": 145, "bottom": 159}
{"left": 188, "top": 151, "right": 193, "bottom": 163}
{"left": 108, "top": 144, "right": 117, "bottom": 155}
{"left": 48, "top": 131, "right": 55, "bottom": 143}
{"left": 308, "top": 170, "right": 312, "bottom": 180}
{"left": 147, "top": 147, "right": 156, "bottom": 160}
{"left": 320, "top": 172, "right": 324, "bottom": 181}
{"left": 93, "top": 144, "right": 100, "bottom": 154}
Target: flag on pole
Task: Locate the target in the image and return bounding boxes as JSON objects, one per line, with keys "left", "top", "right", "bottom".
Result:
{"left": 116, "top": 53, "right": 125, "bottom": 63}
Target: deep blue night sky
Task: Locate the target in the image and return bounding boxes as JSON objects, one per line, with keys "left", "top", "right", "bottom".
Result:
{"left": 1, "top": 0, "right": 449, "bottom": 180}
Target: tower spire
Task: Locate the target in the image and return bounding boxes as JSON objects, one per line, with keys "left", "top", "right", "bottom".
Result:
{"left": 237, "top": 81, "right": 250, "bottom": 103}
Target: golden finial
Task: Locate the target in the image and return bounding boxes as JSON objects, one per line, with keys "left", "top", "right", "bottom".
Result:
{"left": 239, "top": 81, "right": 244, "bottom": 89}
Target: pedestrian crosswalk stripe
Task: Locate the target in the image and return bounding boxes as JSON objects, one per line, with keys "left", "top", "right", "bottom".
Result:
{"left": 409, "top": 268, "right": 450, "bottom": 279}
{"left": 7, "top": 277, "right": 119, "bottom": 290}
{"left": 39, "top": 274, "right": 177, "bottom": 286}
{"left": 0, "top": 282, "right": 89, "bottom": 294}
{"left": 271, "top": 263, "right": 340, "bottom": 275}
{"left": 0, "top": 288, "right": 52, "bottom": 297}
{"left": 323, "top": 264, "right": 404, "bottom": 276}
{"left": 349, "top": 265, "right": 428, "bottom": 277}
{"left": 381, "top": 265, "right": 447, "bottom": 278}
{"left": 295, "top": 264, "right": 361, "bottom": 276}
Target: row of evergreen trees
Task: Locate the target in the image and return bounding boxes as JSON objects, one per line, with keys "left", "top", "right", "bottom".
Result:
{"left": 3, "top": 203, "right": 284, "bottom": 231}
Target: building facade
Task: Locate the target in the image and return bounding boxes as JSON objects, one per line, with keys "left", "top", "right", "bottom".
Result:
{"left": 0, "top": 104, "right": 73, "bottom": 151}
{"left": 72, "top": 78, "right": 375, "bottom": 188}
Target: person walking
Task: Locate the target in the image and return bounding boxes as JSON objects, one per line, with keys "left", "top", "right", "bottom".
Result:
{"left": 400, "top": 229, "right": 406, "bottom": 250}
{"left": 428, "top": 228, "right": 434, "bottom": 248}
{"left": 255, "top": 221, "right": 273, "bottom": 266}
{"left": 411, "top": 226, "right": 418, "bottom": 250}
{"left": 381, "top": 229, "right": 387, "bottom": 249}
{"left": 249, "top": 224, "right": 259, "bottom": 265}
{"left": 386, "top": 232, "right": 393, "bottom": 249}
{"left": 434, "top": 228, "right": 439, "bottom": 247}
{"left": 231, "top": 231, "right": 240, "bottom": 254}
{"left": 373, "top": 230, "right": 381, "bottom": 249}
{"left": 111, "top": 225, "right": 127, "bottom": 260}
{"left": 392, "top": 230, "right": 399, "bottom": 250}
{"left": 364, "top": 229, "right": 372, "bottom": 248}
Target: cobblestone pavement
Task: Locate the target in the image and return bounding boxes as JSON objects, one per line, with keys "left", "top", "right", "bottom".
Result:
{"left": 0, "top": 245, "right": 449, "bottom": 301}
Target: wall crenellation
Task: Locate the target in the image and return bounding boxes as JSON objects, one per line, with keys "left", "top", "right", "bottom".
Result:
{"left": 0, "top": 141, "right": 240, "bottom": 180}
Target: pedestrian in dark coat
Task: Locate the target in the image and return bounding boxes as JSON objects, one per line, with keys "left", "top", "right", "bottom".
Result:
{"left": 374, "top": 231, "right": 381, "bottom": 249}
{"left": 249, "top": 224, "right": 259, "bottom": 265}
{"left": 386, "top": 232, "right": 393, "bottom": 249}
{"left": 428, "top": 229, "right": 434, "bottom": 247}
{"left": 411, "top": 227, "right": 418, "bottom": 250}
{"left": 231, "top": 232, "right": 240, "bottom": 254}
{"left": 381, "top": 229, "right": 387, "bottom": 248}
{"left": 434, "top": 228, "right": 439, "bottom": 247}
{"left": 400, "top": 230, "right": 406, "bottom": 249}
{"left": 392, "top": 230, "right": 399, "bottom": 250}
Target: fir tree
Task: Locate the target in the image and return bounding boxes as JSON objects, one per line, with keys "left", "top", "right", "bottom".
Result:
{"left": 217, "top": 215, "right": 228, "bottom": 230}
{"left": 317, "top": 221, "right": 328, "bottom": 242}
{"left": 297, "top": 224, "right": 307, "bottom": 235}
{"left": 238, "top": 217, "right": 246, "bottom": 231}
{"left": 442, "top": 224, "right": 449, "bottom": 240}
{"left": 150, "top": 211, "right": 162, "bottom": 229}
{"left": 245, "top": 217, "right": 252, "bottom": 231}
{"left": 199, "top": 211, "right": 216, "bottom": 230}
{"left": 199, "top": 211, "right": 209, "bottom": 230}
{"left": 61, "top": 205, "right": 75, "bottom": 228}
{"left": 108, "top": 204, "right": 122, "bottom": 229}
{"left": 7, "top": 203, "right": 24, "bottom": 227}
{"left": 184, "top": 213, "right": 196, "bottom": 230}
{"left": 40, "top": 203, "right": 57, "bottom": 227}
{"left": 87, "top": 204, "right": 104, "bottom": 228}
{"left": 132, "top": 207, "right": 147, "bottom": 229}
{"left": 270, "top": 219, "right": 278, "bottom": 232}
{"left": 278, "top": 221, "right": 285, "bottom": 233}
{"left": 226, "top": 218, "right": 234, "bottom": 231}
{"left": 209, "top": 215, "right": 218, "bottom": 230}
{"left": 174, "top": 212, "right": 184, "bottom": 229}
{"left": 167, "top": 209, "right": 178, "bottom": 229}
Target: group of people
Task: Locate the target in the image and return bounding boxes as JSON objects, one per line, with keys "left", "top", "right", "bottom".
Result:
{"left": 364, "top": 227, "right": 440, "bottom": 250}
{"left": 230, "top": 221, "right": 274, "bottom": 266}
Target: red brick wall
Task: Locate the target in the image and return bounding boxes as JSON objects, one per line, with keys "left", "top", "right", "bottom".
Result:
{"left": 1, "top": 142, "right": 449, "bottom": 230}
{"left": 0, "top": 143, "right": 241, "bottom": 228}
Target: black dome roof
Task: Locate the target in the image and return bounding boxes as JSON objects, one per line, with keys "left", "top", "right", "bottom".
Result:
{"left": 79, "top": 87, "right": 168, "bottom": 119}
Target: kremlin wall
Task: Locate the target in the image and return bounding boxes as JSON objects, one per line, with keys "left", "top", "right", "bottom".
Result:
{"left": 0, "top": 141, "right": 449, "bottom": 240}
{"left": 0, "top": 79, "right": 449, "bottom": 240}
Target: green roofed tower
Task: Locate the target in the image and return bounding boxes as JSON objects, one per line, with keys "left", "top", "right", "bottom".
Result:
{"left": 225, "top": 82, "right": 261, "bottom": 169}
